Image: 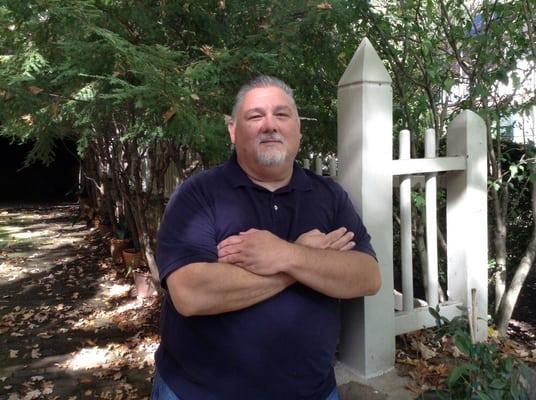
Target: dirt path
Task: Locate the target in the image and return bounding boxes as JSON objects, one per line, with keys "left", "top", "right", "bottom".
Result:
{"left": 0, "top": 204, "right": 159, "bottom": 400}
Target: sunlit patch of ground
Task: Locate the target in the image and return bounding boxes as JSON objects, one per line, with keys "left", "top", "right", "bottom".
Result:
{"left": 0, "top": 260, "right": 26, "bottom": 282}
{"left": 65, "top": 346, "right": 115, "bottom": 370}
{"left": 62, "top": 334, "right": 158, "bottom": 372}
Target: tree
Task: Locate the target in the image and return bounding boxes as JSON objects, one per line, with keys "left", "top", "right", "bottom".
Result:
{"left": 358, "top": 0, "right": 535, "bottom": 334}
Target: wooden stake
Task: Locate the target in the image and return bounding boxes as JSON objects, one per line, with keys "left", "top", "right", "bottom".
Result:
{"left": 469, "top": 288, "right": 477, "bottom": 344}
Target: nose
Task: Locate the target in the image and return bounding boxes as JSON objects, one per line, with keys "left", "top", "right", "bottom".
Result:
{"left": 260, "top": 113, "right": 277, "bottom": 133}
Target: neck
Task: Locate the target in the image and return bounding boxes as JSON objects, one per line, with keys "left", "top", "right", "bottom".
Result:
{"left": 237, "top": 158, "right": 293, "bottom": 192}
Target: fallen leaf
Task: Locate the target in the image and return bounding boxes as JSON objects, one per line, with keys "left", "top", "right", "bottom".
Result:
{"left": 317, "top": 2, "right": 332, "bottom": 10}
{"left": 452, "top": 345, "right": 463, "bottom": 358}
{"left": 417, "top": 342, "right": 437, "bottom": 360}
{"left": 34, "top": 313, "right": 48, "bottom": 323}
{"left": 9, "top": 349, "right": 18, "bottom": 358}
{"left": 21, "top": 114, "right": 33, "bottom": 125}
{"left": 22, "top": 311, "right": 35, "bottom": 320}
{"left": 200, "top": 45, "right": 214, "bottom": 60}
{"left": 27, "top": 86, "right": 44, "bottom": 94}
{"left": 31, "top": 348, "right": 41, "bottom": 359}
{"left": 42, "top": 381, "right": 54, "bottom": 395}
{"left": 162, "top": 107, "right": 176, "bottom": 123}
{"left": 23, "top": 389, "right": 41, "bottom": 400}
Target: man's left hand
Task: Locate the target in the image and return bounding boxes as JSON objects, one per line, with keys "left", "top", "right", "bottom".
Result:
{"left": 217, "top": 229, "right": 293, "bottom": 276}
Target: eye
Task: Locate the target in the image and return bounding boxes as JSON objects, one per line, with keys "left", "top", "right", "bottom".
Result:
{"left": 247, "top": 114, "right": 262, "bottom": 121}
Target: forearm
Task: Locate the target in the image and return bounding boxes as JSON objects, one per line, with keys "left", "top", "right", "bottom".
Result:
{"left": 166, "top": 262, "right": 294, "bottom": 316}
{"left": 285, "top": 245, "right": 381, "bottom": 299}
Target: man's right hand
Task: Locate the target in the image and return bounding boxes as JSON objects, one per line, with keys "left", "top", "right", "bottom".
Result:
{"left": 296, "top": 227, "right": 355, "bottom": 251}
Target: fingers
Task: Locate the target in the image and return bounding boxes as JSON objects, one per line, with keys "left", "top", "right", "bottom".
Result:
{"left": 218, "top": 228, "right": 261, "bottom": 250}
{"left": 296, "top": 229, "right": 323, "bottom": 244}
{"left": 217, "top": 235, "right": 243, "bottom": 250}
{"left": 325, "top": 227, "right": 348, "bottom": 242}
{"left": 330, "top": 231, "right": 354, "bottom": 250}
{"left": 339, "top": 240, "right": 356, "bottom": 251}
{"left": 218, "top": 253, "right": 241, "bottom": 264}
{"left": 240, "top": 228, "right": 259, "bottom": 235}
{"left": 217, "top": 244, "right": 242, "bottom": 258}
{"left": 323, "top": 227, "right": 356, "bottom": 250}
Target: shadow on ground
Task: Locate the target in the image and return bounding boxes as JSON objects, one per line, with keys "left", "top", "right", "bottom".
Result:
{"left": 0, "top": 204, "right": 160, "bottom": 400}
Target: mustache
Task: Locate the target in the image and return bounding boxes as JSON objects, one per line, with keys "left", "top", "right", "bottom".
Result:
{"left": 258, "top": 133, "right": 284, "bottom": 143}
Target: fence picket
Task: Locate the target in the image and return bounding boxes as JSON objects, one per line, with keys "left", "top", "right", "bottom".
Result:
{"left": 399, "top": 130, "right": 414, "bottom": 312}
{"left": 425, "top": 128, "right": 439, "bottom": 307}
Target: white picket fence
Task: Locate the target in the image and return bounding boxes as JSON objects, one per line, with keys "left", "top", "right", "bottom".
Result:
{"left": 335, "top": 38, "right": 487, "bottom": 377}
{"left": 162, "top": 38, "right": 488, "bottom": 378}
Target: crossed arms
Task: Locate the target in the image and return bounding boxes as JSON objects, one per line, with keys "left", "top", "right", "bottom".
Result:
{"left": 166, "top": 227, "right": 381, "bottom": 317}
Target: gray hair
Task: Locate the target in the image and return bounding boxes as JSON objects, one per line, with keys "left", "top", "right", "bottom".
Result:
{"left": 231, "top": 75, "right": 297, "bottom": 120}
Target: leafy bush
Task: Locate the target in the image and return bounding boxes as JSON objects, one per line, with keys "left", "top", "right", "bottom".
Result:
{"left": 420, "top": 308, "right": 531, "bottom": 400}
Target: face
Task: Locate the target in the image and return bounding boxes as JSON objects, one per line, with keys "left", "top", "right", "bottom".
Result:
{"left": 228, "top": 86, "right": 301, "bottom": 171}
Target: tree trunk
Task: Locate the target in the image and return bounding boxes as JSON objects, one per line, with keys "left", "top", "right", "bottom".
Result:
{"left": 496, "top": 183, "right": 536, "bottom": 335}
{"left": 415, "top": 211, "right": 448, "bottom": 303}
{"left": 486, "top": 110, "right": 509, "bottom": 313}
{"left": 493, "top": 214, "right": 508, "bottom": 313}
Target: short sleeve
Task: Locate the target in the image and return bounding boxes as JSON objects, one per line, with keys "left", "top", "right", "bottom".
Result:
{"left": 333, "top": 187, "right": 377, "bottom": 260}
{"left": 156, "top": 177, "right": 218, "bottom": 288}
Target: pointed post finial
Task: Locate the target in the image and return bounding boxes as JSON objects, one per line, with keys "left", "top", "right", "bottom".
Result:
{"left": 338, "top": 38, "right": 392, "bottom": 87}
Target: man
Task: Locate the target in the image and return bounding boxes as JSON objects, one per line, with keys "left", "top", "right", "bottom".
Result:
{"left": 154, "top": 76, "right": 381, "bottom": 400}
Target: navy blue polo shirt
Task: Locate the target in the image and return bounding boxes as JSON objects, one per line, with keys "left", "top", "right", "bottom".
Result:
{"left": 156, "top": 153, "right": 375, "bottom": 400}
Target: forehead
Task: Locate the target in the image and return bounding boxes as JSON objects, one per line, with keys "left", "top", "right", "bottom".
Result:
{"left": 239, "top": 86, "right": 295, "bottom": 114}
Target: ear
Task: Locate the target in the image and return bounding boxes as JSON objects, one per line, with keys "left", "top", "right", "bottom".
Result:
{"left": 227, "top": 120, "right": 236, "bottom": 144}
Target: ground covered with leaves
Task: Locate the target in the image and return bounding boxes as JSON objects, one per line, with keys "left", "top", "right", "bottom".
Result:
{"left": 0, "top": 205, "right": 159, "bottom": 400}
{"left": 396, "top": 327, "right": 536, "bottom": 397}
{"left": 394, "top": 296, "right": 536, "bottom": 398}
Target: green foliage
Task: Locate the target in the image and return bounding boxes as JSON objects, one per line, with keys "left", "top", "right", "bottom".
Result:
{"left": 421, "top": 308, "right": 531, "bottom": 400}
{"left": 1, "top": 0, "right": 373, "bottom": 165}
{"left": 428, "top": 305, "right": 469, "bottom": 339}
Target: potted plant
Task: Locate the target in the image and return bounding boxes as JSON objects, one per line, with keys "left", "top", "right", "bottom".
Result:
{"left": 124, "top": 249, "right": 157, "bottom": 298}
{"left": 131, "top": 269, "right": 158, "bottom": 299}
{"left": 122, "top": 247, "right": 142, "bottom": 269}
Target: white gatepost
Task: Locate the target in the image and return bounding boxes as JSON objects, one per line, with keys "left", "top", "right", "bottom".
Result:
{"left": 446, "top": 110, "right": 488, "bottom": 341}
{"left": 337, "top": 38, "right": 395, "bottom": 376}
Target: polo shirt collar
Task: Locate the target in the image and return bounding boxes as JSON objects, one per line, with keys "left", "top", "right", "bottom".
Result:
{"left": 225, "top": 152, "right": 312, "bottom": 192}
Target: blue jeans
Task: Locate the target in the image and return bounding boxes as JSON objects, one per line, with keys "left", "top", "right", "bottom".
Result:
{"left": 151, "top": 371, "right": 340, "bottom": 400}
{"left": 151, "top": 372, "right": 181, "bottom": 400}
